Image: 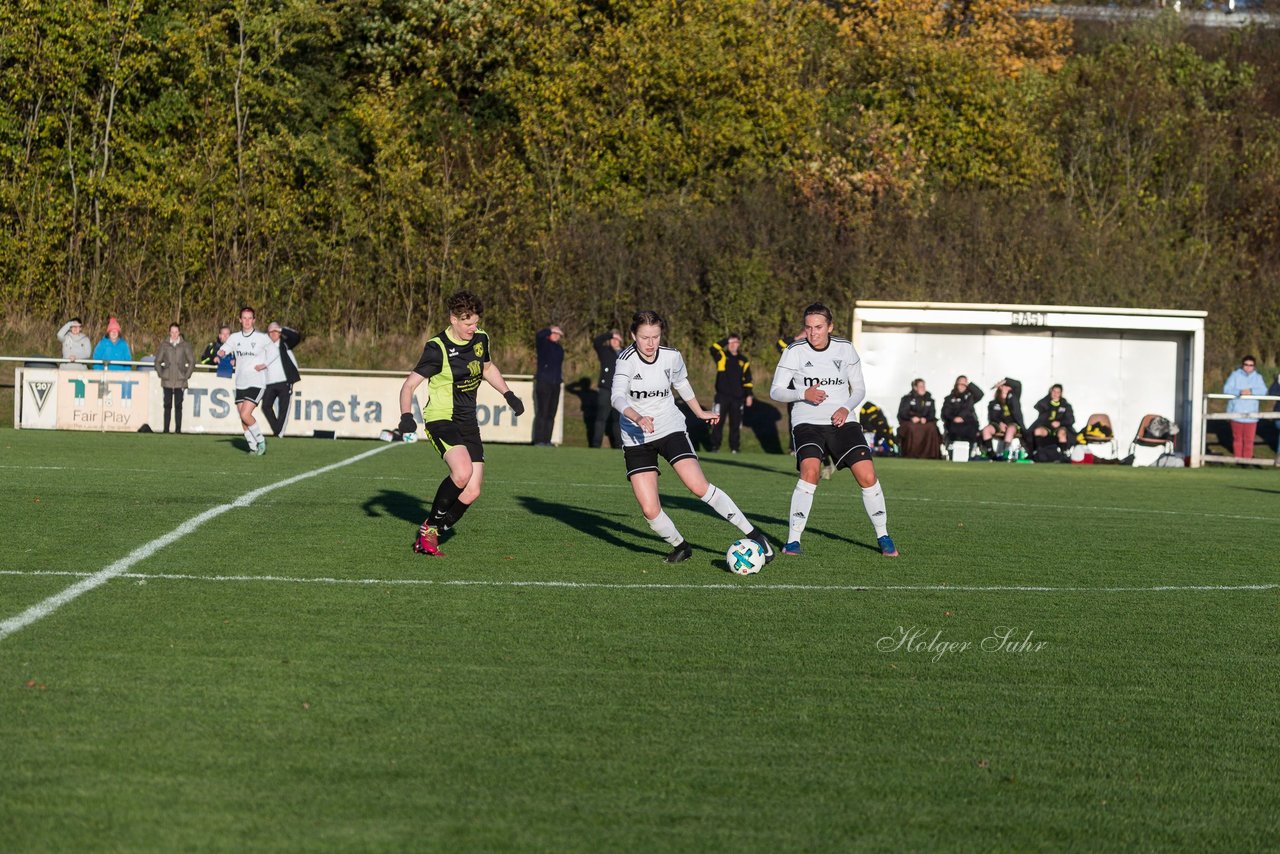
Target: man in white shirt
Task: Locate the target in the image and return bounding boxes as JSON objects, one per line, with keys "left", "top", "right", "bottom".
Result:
{"left": 217, "top": 306, "right": 276, "bottom": 455}
{"left": 770, "top": 302, "right": 898, "bottom": 557}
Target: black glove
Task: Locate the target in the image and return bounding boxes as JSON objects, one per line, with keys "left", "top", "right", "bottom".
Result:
{"left": 398, "top": 412, "right": 417, "bottom": 435}
{"left": 504, "top": 391, "right": 525, "bottom": 417}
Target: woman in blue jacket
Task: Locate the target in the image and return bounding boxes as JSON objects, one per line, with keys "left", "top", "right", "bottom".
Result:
{"left": 92, "top": 316, "right": 133, "bottom": 370}
{"left": 1223, "top": 355, "right": 1267, "bottom": 459}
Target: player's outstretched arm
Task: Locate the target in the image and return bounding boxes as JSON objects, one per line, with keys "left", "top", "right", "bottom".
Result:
{"left": 399, "top": 372, "right": 425, "bottom": 417}
{"left": 770, "top": 352, "right": 802, "bottom": 403}
{"left": 483, "top": 361, "right": 525, "bottom": 416}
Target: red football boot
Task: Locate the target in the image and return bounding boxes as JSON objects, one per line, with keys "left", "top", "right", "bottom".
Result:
{"left": 412, "top": 526, "right": 445, "bottom": 557}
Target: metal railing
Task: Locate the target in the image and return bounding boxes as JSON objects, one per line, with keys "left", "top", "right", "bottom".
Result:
{"left": 0, "top": 355, "right": 532, "bottom": 380}
{"left": 1200, "top": 393, "right": 1280, "bottom": 467}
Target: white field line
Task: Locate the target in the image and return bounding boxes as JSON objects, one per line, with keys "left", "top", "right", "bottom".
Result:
{"left": 891, "top": 495, "right": 1280, "bottom": 523}
{"left": 0, "top": 444, "right": 396, "bottom": 642}
{"left": 0, "top": 569, "right": 1275, "bottom": 594}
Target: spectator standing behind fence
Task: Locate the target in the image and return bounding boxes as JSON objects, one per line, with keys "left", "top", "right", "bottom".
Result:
{"left": 897, "top": 378, "right": 942, "bottom": 459}
{"left": 533, "top": 324, "right": 564, "bottom": 446}
{"left": 92, "top": 316, "right": 132, "bottom": 370}
{"left": 57, "top": 317, "right": 91, "bottom": 369}
{"left": 708, "top": 334, "right": 753, "bottom": 453}
{"left": 155, "top": 323, "right": 195, "bottom": 433}
{"left": 941, "top": 375, "right": 983, "bottom": 445}
{"left": 591, "top": 328, "right": 623, "bottom": 448}
{"left": 981, "top": 377, "right": 1024, "bottom": 458}
{"left": 1224, "top": 355, "right": 1267, "bottom": 459}
{"left": 262, "top": 322, "right": 303, "bottom": 438}
{"left": 1030, "top": 384, "right": 1076, "bottom": 453}
{"left": 200, "top": 325, "right": 234, "bottom": 378}
{"left": 776, "top": 329, "right": 807, "bottom": 453}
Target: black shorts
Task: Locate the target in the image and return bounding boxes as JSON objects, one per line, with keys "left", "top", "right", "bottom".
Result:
{"left": 425, "top": 420, "right": 485, "bottom": 463}
{"left": 623, "top": 431, "right": 697, "bottom": 480}
{"left": 792, "top": 422, "right": 872, "bottom": 471}
{"left": 235, "top": 387, "right": 264, "bottom": 404}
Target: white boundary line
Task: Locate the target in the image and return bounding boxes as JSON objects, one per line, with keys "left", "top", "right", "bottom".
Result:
{"left": 0, "top": 444, "right": 397, "bottom": 643}
{"left": 1, "top": 569, "right": 1274, "bottom": 594}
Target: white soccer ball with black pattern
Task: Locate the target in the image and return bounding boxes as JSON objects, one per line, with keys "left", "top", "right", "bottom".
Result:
{"left": 725, "top": 538, "right": 766, "bottom": 575}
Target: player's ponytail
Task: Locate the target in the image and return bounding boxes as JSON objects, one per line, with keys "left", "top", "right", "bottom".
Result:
{"left": 630, "top": 310, "right": 666, "bottom": 335}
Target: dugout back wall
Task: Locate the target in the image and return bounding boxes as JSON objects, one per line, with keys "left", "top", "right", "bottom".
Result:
{"left": 851, "top": 302, "right": 1207, "bottom": 465}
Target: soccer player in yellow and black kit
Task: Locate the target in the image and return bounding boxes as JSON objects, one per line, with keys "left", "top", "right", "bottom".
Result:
{"left": 397, "top": 290, "right": 524, "bottom": 557}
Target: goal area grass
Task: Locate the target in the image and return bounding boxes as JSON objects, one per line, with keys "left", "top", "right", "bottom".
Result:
{"left": 2, "top": 430, "right": 1276, "bottom": 850}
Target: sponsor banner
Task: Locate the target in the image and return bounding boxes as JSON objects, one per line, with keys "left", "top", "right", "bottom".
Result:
{"left": 180, "top": 373, "right": 541, "bottom": 442}
{"left": 55, "top": 369, "right": 152, "bottom": 431}
{"left": 16, "top": 368, "right": 553, "bottom": 443}
{"left": 18, "top": 368, "right": 59, "bottom": 429}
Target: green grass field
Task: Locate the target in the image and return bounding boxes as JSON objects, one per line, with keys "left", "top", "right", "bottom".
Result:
{"left": 2, "top": 430, "right": 1277, "bottom": 851}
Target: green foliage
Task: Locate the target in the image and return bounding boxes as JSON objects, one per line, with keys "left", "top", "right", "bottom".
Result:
{"left": 2, "top": 3, "right": 1280, "bottom": 373}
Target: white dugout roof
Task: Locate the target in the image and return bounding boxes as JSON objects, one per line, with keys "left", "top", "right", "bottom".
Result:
{"left": 851, "top": 301, "right": 1207, "bottom": 465}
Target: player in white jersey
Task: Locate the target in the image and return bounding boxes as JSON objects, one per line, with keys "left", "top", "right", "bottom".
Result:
{"left": 217, "top": 306, "right": 277, "bottom": 456}
{"left": 769, "top": 302, "right": 898, "bottom": 557}
{"left": 611, "top": 310, "right": 776, "bottom": 564}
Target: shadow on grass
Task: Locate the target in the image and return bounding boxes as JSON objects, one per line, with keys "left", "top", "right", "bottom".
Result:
{"left": 219, "top": 436, "right": 252, "bottom": 453}
{"left": 361, "top": 489, "right": 429, "bottom": 525}
{"left": 516, "top": 495, "right": 664, "bottom": 556}
{"left": 1228, "top": 485, "right": 1280, "bottom": 494}
{"left": 698, "top": 454, "right": 793, "bottom": 477}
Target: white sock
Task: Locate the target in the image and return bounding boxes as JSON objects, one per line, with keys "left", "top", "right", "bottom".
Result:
{"left": 646, "top": 510, "right": 684, "bottom": 546}
{"left": 249, "top": 423, "right": 264, "bottom": 444}
{"left": 243, "top": 429, "right": 256, "bottom": 449}
{"left": 788, "top": 480, "right": 816, "bottom": 543}
{"left": 701, "top": 484, "right": 753, "bottom": 536}
{"left": 861, "top": 480, "right": 889, "bottom": 538}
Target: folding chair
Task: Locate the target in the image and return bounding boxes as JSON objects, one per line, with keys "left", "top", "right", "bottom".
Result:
{"left": 1077, "top": 413, "right": 1117, "bottom": 460}
{"left": 1130, "top": 413, "right": 1177, "bottom": 467}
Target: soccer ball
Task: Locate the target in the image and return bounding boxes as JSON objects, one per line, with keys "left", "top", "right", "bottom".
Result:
{"left": 725, "top": 538, "right": 766, "bottom": 575}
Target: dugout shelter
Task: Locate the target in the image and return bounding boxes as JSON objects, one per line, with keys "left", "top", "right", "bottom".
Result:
{"left": 851, "top": 301, "right": 1207, "bottom": 466}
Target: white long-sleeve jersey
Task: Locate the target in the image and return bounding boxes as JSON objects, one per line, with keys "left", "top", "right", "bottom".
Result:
{"left": 219, "top": 330, "right": 276, "bottom": 389}
{"left": 769, "top": 336, "right": 866, "bottom": 426}
{"left": 611, "top": 345, "right": 697, "bottom": 446}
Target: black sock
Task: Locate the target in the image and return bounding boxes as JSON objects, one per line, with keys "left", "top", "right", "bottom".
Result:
{"left": 441, "top": 499, "right": 473, "bottom": 530}
{"left": 428, "top": 476, "right": 464, "bottom": 527}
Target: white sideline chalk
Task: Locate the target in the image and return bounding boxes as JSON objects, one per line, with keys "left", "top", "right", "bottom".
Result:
{"left": 0, "top": 444, "right": 397, "bottom": 643}
{"left": 0, "top": 569, "right": 1275, "bottom": 595}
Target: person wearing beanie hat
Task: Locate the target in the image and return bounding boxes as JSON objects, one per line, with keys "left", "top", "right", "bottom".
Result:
{"left": 56, "top": 317, "right": 92, "bottom": 369}
{"left": 92, "top": 315, "right": 133, "bottom": 371}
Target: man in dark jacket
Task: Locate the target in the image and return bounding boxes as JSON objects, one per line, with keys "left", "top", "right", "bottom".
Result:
{"left": 708, "top": 334, "right": 753, "bottom": 453}
{"left": 897, "top": 378, "right": 942, "bottom": 458}
{"left": 591, "top": 328, "right": 622, "bottom": 448}
{"left": 941, "top": 375, "right": 984, "bottom": 444}
{"left": 263, "top": 322, "right": 303, "bottom": 437}
{"left": 1029, "top": 384, "right": 1076, "bottom": 453}
{"left": 532, "top": 325, "right": 564, "bottom": 446}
